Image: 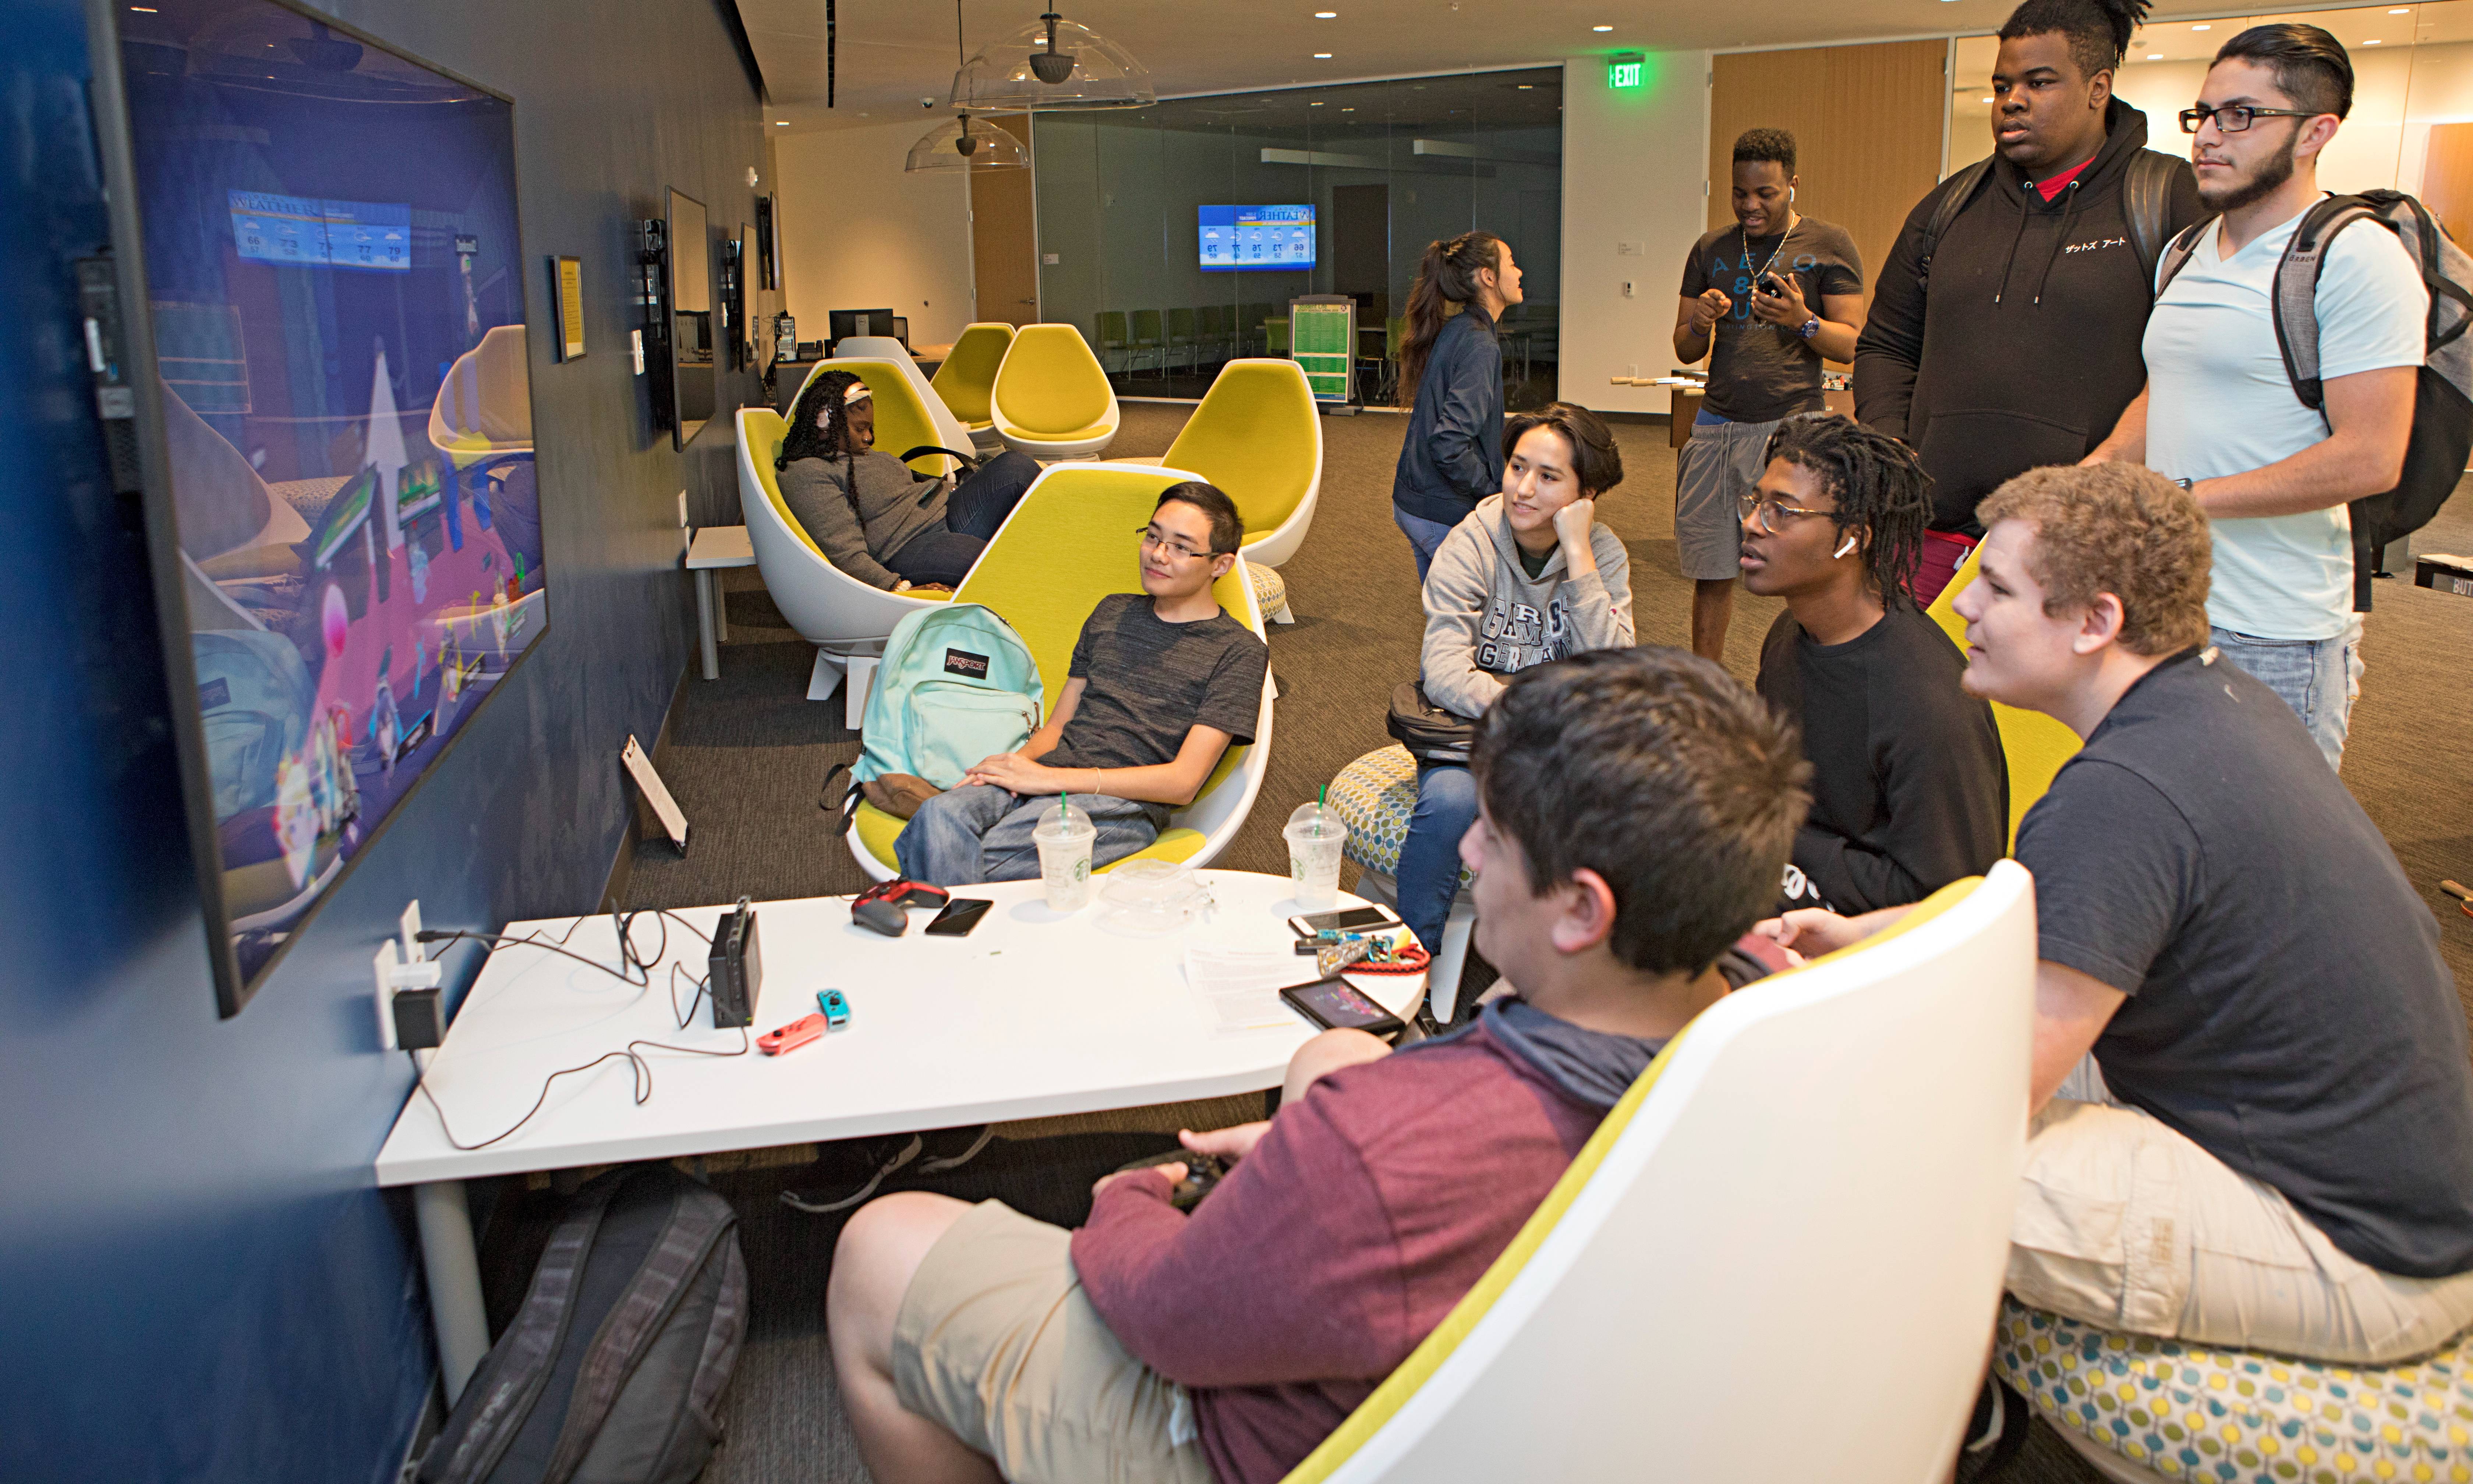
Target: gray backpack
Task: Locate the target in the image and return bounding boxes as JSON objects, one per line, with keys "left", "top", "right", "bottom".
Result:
{"left": 2155, "top": 191, "right": 2473, "bottom": 608}
{"left": 418, "top": 1165, "right": 746, "bottom": 1484}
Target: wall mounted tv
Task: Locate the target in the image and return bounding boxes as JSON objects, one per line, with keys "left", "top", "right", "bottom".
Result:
{"left": 92, "top": 0, "right": 549, "bottom": 1015}
{"left": 1198, "top": 205, "right": 1316, "bottom": 272}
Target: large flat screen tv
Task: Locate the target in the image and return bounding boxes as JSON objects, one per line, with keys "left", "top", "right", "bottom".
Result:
{"left": 1198, "top": 205, "right": 1316, "bottom": 272}
{"left": 93, "top": 0, "right": 549, "bottom": 1014}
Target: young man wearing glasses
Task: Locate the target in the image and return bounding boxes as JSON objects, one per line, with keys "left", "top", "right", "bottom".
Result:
{"left": 2084, "top": 24, "right": 2423, "bottom": 770}
{"left": 1738, "top": 414, "right": 2007, "bottom": 914}
{"left": 893, "top": 482, "right": 1269, "bottom": 886}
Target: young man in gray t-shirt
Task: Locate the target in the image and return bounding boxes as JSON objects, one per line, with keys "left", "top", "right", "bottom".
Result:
{"left": 895, "top": 484, "right": 1269, "bottom": 887}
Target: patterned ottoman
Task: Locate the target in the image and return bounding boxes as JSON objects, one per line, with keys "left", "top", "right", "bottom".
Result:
{"left": 1247, "top": 562, "right": 1292, "bottom": 625}
{"left": 1327, "top": 745, "right": 1420, "bottom": 877}
{"left": 1993, "top": 1296, "right": 2473, "bottom": 1484}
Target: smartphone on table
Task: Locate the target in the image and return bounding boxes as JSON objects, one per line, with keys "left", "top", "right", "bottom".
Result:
{"left": 1278, "top": 976, "right": 1407, "bottom": 1038}
{"left": 924, "top": 897, "right": 993, "bottom": 937}
{"left": 1286, "top": 903, "right": 1405, "bottom": 939}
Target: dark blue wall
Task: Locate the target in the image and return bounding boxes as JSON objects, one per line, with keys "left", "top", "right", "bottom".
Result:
{"left": 0, "top": 3, "right": 762, "bottom": 1479}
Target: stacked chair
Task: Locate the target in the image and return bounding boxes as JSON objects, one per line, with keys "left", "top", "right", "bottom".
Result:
{"left": 843, "top": 462, "right": 1272, "bottom": 881}
{"left": 1282, "top": 866, "right": 2036, "bottom": 1482}
{"left": 988, "top": 324, "right": 1121, "bottom": 460}
{"left": 929, "top": 322, "right": 1015, "bottom": 453}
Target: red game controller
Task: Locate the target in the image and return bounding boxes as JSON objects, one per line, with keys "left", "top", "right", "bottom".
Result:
{"left": 758, "top": 1013, "right": 828, "bottom": 1055}
{"left": 852, "top": 879, "right": 950, "bottom": 937}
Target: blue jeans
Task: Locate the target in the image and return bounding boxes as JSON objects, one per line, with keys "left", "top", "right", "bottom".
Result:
{"left": 1393, "top": 506, "right": 1460, "bottom": 584}
{"left": 2211, "top": 621, "right": 2361, "bottom": 772}
{"left": 884, "top": 450, "right": 1043, "bottom": 587}
{"left": 1394, "top": 763, "right": 1478, "bottom": 953}
{"left": 894, "top": 783, "right": 1156, "bottom": 888}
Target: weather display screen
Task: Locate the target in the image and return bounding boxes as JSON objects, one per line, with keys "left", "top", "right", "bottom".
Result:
{"left": 120, "top": 0, "right": 548, "bottom": 1000}
{"left": 1198, "top": 205, "right": 1316, "bottom": 272}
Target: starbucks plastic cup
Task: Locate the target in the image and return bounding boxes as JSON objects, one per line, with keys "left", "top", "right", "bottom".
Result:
{"left": 1283, "top": 803, "right": 1348, "bottom": 911}
{"left": 1034, "top": 802, "right": 1098, "bottom": 911}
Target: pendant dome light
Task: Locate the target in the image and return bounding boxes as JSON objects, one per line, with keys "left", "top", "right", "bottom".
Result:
{"left": 949, "top": 9, "right": 1154, "bottom": 112}
{"left": 908, "top": 5, "right": 1034, "bottom": 175}
{"left": 905, "top": 115, "right": 1029, "bottom": 173}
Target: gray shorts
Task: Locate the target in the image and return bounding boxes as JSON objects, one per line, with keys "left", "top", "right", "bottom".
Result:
{"left": 1674, "top": 415, "right": 1782, "bottom": 581}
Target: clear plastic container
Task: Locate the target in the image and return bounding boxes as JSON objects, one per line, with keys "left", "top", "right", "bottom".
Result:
{"left": 1283, "top": 802, "right": 1347, "bottom": 910}
{"left": 1033, "top": 802, "right": 1098, "bottom": 911}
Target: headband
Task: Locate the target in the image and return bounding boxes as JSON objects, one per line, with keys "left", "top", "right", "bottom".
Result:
{"left": 842, "top": 381, "right": 873, "bottom": 406}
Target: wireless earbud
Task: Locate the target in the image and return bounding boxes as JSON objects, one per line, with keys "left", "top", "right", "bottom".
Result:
{"left": 1834, "top": 535, "right": 1858, "bottom": 559}
{"left": 1788, "top": 186, "right": 1797, "bottom": 203}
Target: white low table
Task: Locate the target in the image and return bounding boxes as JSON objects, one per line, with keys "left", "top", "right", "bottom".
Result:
{"left": 376, "top": 870, "right": 1422, "bottom": 1402}
{"left": 684, "top": 525, "right": 754, "bottom": 680}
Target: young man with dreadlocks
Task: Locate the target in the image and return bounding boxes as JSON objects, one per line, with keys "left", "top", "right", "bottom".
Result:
{"left": 1854, "top": 0, "right": 2202, "bottom": 603}
{"left": 777, "top": 369, "right": 1042, "bottom": 592}
{"left": 1740, "top": 414, "right": 2007, "bottom": 914}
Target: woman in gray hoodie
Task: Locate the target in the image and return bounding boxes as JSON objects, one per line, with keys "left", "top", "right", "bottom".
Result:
{"left": 1398, "top": 403, "right": 1635, "bottom": 962}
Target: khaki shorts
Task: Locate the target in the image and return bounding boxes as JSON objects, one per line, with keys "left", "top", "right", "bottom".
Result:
{"left": 1673, "top": 414, "right": 1782, "bottom": 581}
{"left": 2009, "top": 1064, "right": 2473, "bottom": 1364}
{"left": 892, "top": 1200, "right": 1213, "bottom": 1484}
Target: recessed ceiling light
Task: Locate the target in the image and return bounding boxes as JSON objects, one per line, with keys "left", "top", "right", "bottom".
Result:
{"left": 1313, "top": 52, "right": 1332, "bottom": 59}
{"left": 1341, "top": 106, "right": 1354, "bottom": 110}
{"left": 1517, "top": 84, "right": 1533, "bottom": 89}
{"left": 775, "top": 120, "right": 789, "bottom": 125}
{"left": 2365, "top": 38, "right": 2382, "bottom": 43}
{"left": 2191, "top": 22, "right": 2210, "bottom": 29}
{"left": 2391, "top": 6, "right": 2410, "bottom": 11}
{"left": 2146, "top": 52, "right": 2162, "bottom": 59}
{"left": 1982, "top": 94, "right": 1995, "bottom": 102}
{"left": 1593, "top": 24, "right": 1613, "bottom": 31}
{"left": 1314, "top": 9, "right": 1336, "bottom": 15}
{"left": 1310, "top": 100, "right": 1324, "bottom": 105}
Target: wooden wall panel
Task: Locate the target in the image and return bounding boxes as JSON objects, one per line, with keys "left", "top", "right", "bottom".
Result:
{"left": 2422, "top": 122, "right": 2473, "bottom": 249}
{"left": 1708, "top": 39, "right": 1949, "bottom": 321}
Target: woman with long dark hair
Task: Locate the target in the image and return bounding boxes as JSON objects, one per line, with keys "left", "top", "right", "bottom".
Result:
{"left": 776, "top": 369, "right": 1041, "bottom": 592}
{"left": 1390, "top": 231, "right": 1523, "bottom": 580}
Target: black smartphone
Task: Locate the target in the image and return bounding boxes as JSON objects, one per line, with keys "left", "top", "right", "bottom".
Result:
{"left": 1757, "top": 272, "right": 1790, "bottom": 298}
{"left": 923, "top": 897, "right": 993, "bottom": 937}
{"left": 1287, "top": 904, "right": 1404, "bottom": 938}
{"left": 1279, "top": 976, "right": 1406, "bottom": 1037}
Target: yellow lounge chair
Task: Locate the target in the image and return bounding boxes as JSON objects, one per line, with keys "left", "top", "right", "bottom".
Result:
{"left": 930, "top": 322, "right": 1015, "bottom": 452}
{"left": 989, "top": 324, "right": 1121, "bottom": 460}
{"left": 1926, "top": 546, "right": 2083, "bottom": 844}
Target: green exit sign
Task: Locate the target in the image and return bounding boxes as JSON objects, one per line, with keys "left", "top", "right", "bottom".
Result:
{"left": 1608, "top": 52, "right": 1646, "bottom": 88}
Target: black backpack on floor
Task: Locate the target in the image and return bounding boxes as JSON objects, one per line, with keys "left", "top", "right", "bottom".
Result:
{"left": 419, "top": 1164, "right": 747, "bottom": 1484}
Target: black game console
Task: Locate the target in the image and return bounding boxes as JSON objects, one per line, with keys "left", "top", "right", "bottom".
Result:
{"left": 708, "top": 897, "right": 761, "bottom": 1028}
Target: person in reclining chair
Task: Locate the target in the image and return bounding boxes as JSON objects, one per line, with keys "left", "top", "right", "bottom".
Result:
{"left": 828, "top": 647, "right": 1811, "bottom": 1483}
{"left": 894, "top": 481, "right": 1269, "bottom": 888}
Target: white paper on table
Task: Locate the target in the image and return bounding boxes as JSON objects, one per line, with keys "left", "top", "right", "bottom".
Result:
{"left": 1184, "top": 944, "right": 1313, "bottom": 1034}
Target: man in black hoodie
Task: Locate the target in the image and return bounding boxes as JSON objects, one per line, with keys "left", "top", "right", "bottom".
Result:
{"left": 1854, "top": 0, "right": 2203, "bottom": 603}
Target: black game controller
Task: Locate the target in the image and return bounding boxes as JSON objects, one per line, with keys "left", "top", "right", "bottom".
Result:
{"left": 852, "top": 879, "right": 951, "bottom": 937}
{"left": 1112, "top": 1149, "right": 1231, "bottom": 1211}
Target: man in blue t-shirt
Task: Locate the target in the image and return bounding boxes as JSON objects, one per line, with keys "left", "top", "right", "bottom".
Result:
{"left": 1774, "top": 463, "right": 2473, "bottom": 1364}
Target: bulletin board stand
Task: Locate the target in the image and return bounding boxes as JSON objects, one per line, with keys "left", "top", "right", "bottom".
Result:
{"left": 1289, "top": 295, "right": 1356, "bottom": 407}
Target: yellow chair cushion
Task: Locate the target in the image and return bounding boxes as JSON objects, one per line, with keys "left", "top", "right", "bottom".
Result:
{"left": 931, "top": 324, "right": 1013, "bottom": 426}
{"left": 1278, "top": 873, "right": 1988, "bottom": 1483}
{"left": 1926, "top": 551, "right": 2081, "bottom": 846}
{"left": 995, "top": 325, "right": 1114, "bottom": 436}
{"left": 1007, "top": 422, "right": 1114, "bottom": 446}
{"left": 1162, "top": 361, "right": 1318, "bottom": 536}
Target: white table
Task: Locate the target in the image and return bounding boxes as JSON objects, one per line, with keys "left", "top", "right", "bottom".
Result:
{"left": 376, "top": 871, "right": 1422, "bottom": 1402}
{"left": 684, "top": 525, "right": 754, "bottom": 680}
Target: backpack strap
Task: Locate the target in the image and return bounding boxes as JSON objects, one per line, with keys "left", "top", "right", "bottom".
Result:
{"left": 2270, "top": 195, "right": 2380, "bottom": 414}
{"left": 1916, "top": 158, "right": 1994, "bottom": 297}
{"left": 896, "top": 445, "right": 981, "bottom": 477}
{"left": 2122, "top": 150, "right": 2183, "bottom": 294}
{"left": 2152, "top": 216, "right": 2211, "bottom": 300}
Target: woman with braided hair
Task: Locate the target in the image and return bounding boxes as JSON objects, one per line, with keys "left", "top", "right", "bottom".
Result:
{"left": 776, "top": 369, "right": 1041, "bottom": 592}
{"left": 1739, "top": 413, "right": 2008, "bottom": 915}
{"left": 1390, "top": 231, "right": 1523, "bottom": 580}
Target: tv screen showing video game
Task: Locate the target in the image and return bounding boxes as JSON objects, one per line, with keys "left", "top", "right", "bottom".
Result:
{"left": 112, "top": 0, "right": 547, "bottom": 1010}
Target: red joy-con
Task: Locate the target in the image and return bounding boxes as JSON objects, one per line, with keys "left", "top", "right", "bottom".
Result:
{"left": 758, "top": 1013, "right": 828, "bottom": 1055}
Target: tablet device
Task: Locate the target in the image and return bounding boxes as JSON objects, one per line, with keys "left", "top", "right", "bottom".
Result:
{"left": 1278, "top": 976, "right": 1405, "bottom": 1037}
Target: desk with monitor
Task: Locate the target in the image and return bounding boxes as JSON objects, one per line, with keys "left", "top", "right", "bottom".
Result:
{"left": 376, "top": 870, "right": 1425, "bottom": 1402}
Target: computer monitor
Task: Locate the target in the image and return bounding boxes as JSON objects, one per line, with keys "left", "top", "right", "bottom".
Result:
{"left": 93, "top": 0, "right": 553, "bottom": 1014}
{"left": 830, "top": 308, "right": 895, "bottom": 343}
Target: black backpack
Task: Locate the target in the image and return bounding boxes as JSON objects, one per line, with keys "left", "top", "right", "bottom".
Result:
{"left": 1918, "top": 148, "right": 2186, "bottom": 298}
{"left": 2155, "top": 191, "right": 2473, "bottom": 609}
{"left": 419, "top": 1165, "right": 747, "bottom": 1484}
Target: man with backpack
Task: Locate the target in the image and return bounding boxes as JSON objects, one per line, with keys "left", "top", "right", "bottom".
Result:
{"left": 1854, "top": 0, "right": 2203, "bottom": 603}
{"left": 892, "top": 482, "right": 1268, "bottom": 886}
{"left": 2083, "top": 24, "right": 2428, "bottom": 769}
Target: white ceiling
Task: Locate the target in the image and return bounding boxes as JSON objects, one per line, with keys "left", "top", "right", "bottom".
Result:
{"left": 737, "top": 0, "right": 2427, "bottom": 133}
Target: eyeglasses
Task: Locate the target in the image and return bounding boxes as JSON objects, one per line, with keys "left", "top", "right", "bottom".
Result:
{"left": 1736, "top": 490, "right": 1832, "bottom": 535}
{"left": 2179, "top": 103, "right": 2317, "bottom": 134}
{"left": 1136, "top": 526, "right": 1215, "bottom": 562}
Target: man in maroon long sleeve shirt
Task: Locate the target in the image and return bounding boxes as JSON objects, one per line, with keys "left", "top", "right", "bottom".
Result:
{"left": 824, "top": 650, "right": 1812, "bottom": 1484}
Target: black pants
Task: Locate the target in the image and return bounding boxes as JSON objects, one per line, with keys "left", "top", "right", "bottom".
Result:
{"left": 884, "top": 451, "right": 1041, "bottom": 587}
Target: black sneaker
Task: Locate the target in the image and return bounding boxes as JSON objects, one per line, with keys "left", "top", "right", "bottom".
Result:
{"left": 1955, "top": 1376, "right": 2030, "bottom": 1484}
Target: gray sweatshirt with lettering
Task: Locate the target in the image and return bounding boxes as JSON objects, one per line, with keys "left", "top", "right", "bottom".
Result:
{"left": 1418, "top": 495, "right": 1634, "bottom": 720}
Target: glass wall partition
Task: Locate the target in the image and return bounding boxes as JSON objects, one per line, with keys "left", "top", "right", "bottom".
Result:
{"left": 1033, "top": 66, "right": 1563, "bottom": 406}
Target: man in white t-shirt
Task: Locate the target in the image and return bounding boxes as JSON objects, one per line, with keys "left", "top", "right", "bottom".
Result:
{"left": 2085, "top": 23, "right": 2424, "bottom": 769}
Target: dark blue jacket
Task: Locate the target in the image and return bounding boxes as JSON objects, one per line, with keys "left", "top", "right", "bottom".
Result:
{"left": 1391, "top": 308, "right": 1504, "bottom": 525}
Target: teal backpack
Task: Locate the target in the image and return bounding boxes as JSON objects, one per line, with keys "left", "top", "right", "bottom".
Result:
{"left": 851, "top": 603, "right": 1044, "bottom": 790}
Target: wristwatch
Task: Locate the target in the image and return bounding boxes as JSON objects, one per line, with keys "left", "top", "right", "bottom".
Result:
{"left": 1796, "top": 317, "right": 1821, "bottom": 340}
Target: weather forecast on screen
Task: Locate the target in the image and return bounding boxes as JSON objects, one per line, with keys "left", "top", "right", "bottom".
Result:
{"left": 1198, "top": 205, "right": 1316, "bottom": 272}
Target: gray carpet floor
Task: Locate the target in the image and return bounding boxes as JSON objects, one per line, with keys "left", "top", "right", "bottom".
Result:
{"left": 499, "top": 401, "right": 2473, "bottom": 1484}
